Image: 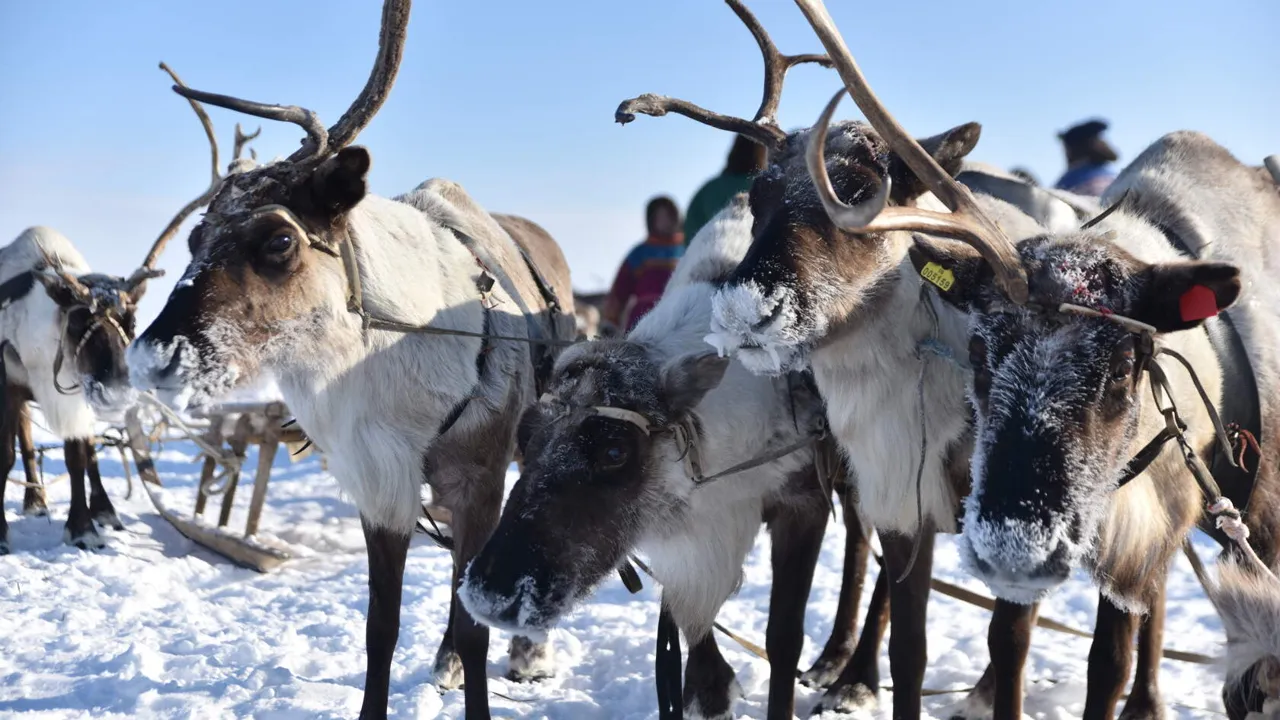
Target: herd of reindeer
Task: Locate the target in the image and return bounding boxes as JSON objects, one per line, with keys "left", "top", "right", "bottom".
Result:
{"left": 4, "top": 1, "right": 1280, "bottom": 719}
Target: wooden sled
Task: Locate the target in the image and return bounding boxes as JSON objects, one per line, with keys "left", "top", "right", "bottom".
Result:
{"left": 125, "top": 403, "right": 297, "bottom": 573}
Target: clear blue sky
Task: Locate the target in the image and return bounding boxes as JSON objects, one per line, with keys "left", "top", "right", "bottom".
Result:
{"left": 2, "top": 1, "right": 1275, "bottom": 324}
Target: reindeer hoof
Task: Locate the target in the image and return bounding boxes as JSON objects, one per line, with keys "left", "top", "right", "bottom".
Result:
{"left": 505, "top": 635, "right": 555, "bottom": 682}
{"left": 23, "top": 498, "right": 49, "bottom": 517}
{"left": 801, "top": 652, "right": 853, "bottom": 689}
{"left": 93, "top": 509, "right": 125, "bottom": 531}
{"left": 432, "top": 649, "right": 464, "bottom": 691}
{"left": 813, "top": 682, "right": 878, "bottom": 716}
{"left": 685, "top": 678, "right": 741, "bottom": 720}
{"left": 1118, "top": 701, "right": 1167, "bottom": 720}
{"left": 63, "top": 524, "right": 105, "bottom": 550}
{"left": 0, "top": 539, "right": 9, "bottom": 555}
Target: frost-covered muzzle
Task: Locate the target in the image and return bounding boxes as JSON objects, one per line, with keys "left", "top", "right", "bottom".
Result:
{"left": 707, "top": 280, "right": 810, "bottom": 375}
{"left": 128, "top": 285, "right": 239, "bottom": 412}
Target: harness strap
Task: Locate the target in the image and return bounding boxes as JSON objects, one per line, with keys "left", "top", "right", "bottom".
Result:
{"left": 1115, "top": 425, "right": 1179, "bottom": 488}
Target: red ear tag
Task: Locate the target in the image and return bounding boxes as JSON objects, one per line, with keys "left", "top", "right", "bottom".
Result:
{"left": 1179, "top": 285, "right": 1219, "bottom": 322}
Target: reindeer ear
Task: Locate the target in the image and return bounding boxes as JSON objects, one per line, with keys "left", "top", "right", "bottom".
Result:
{"left": 907, "top": 235, "right": 992, "bottom": 311}
{"left": 660, "top": 351, "right": 730, "bottom": 417}
{"left": 889, "top": 122, "right": 982, "bottom": 203}
{"left": 1130, "top": 261, "right": 1241, "bottom": 333}
{"left": 311, "top": 146, "right": 371, "bottom": 216}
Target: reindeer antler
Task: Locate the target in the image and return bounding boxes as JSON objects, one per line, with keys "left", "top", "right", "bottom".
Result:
{"left": 615, "top": 0, "right": 832, "bottom": 153}
{"left": 33, "top": 240, "right": 93, "bottom": 305}
{"left": 233, "top": 123, "right": 261, "bottom": 161}
{"left": 129, "top": 62, "right": 226, "bottom": 290}
{"left": 170, "top": 0, "right": 411, "bottom": 164}
{"left": 793, "top": 0, "right": 1029, "bottom": 304}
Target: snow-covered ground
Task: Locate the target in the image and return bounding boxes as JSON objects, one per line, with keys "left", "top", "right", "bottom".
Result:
{"left": 0, "top": 421, "right": 1232, "bottom": 719}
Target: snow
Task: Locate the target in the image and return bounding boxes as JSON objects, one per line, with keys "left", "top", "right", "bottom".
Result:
{"left": 1, "top": 420, "right": 1232, "bottom": 719}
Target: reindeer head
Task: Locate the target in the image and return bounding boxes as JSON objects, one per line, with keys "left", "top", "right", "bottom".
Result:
{"left": 460, "top": 340, "right": 730, "bottom": 634}
{"left": 615, "top": 1, "right": 1026, "bottom": 375}
{"left": 911, "top": 231, "right": 1239, "bottom": 601}
{"left": 31, "top": 249, "right": 145, "bottom": 415}
{"left": 129, "top": 1, "right": 410, "bottom": 411}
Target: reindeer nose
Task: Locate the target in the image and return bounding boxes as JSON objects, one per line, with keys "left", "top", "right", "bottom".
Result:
{"left": 965, "top": 518, "right": 1072, "bottom": 587}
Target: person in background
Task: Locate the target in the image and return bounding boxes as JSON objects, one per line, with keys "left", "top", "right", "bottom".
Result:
{"left": 602, "top": 196, "right": 685, "bottom": 333}
{"left": 1054, "top": 119, "right": 1119, "bottom": 196}
{"left": 683, "top": 134, "right": 767, "bottom": 245}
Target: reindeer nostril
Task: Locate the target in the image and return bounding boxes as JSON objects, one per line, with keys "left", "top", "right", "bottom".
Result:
{"left": 750, "top": 300, "right": 784, "bottom": 332}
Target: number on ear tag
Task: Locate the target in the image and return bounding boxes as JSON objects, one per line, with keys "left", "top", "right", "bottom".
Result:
{"left": 920, "top": 262, "right": 955, "bottom": 292}
{"left": 1179, "top": 285, "right": 1219, "bottom": 322}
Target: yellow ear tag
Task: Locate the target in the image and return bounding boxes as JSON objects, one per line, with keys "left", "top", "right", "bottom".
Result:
{"left": 920, "top": 262, "right": 955, "bottom": 292}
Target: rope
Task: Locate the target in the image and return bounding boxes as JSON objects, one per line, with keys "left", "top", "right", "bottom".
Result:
{"left": 135, "top": 393, "right": 242, "bottom": 485}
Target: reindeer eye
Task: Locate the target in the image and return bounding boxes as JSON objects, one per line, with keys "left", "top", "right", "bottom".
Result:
{"left": 596, "top": 443, "right": 629, "bottom": 470}
{"left": 264, "top": 230, "right": 296, "bottom": 255}
{"left": 1112, "top": 350, "right": 1135, "bottom": 382}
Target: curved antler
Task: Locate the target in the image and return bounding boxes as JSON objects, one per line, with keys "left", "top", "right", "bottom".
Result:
{"left": 616, "top": 0, "right": 832, "bottom": 153}
{"left": 165, "top": 0, "right": 411, "bottom": 163}
{"left": 131, "top": 62, "right": 225, "bottom": 288}
{"left": 170, "top": 87, "right": 328, "bottom": 160}
{"left": 324, "top": 0, "right": 412, "bottom": 151}
{"left": 793, "top": 0, "right": 1029, "bottom": 304}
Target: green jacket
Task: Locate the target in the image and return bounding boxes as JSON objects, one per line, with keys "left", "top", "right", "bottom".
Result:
{"left": 683, "top": 172, "right": 754, "bottom": 245}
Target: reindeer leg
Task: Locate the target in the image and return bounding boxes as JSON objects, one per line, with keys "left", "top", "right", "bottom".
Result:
{"left": 358, "top": 516, "right": 410, "bottom": 720}
{"left": 802, "top": 486, "right": 870, "bottom": 689}
{"left": 882, "top": 527, "right": 936, "bottom": 720}
{"left": 765, "top": 496, "right": 827, "bottom": 720}
{"left": 0, "top": 404, "right": 17, "bottom": 555}
{"left": 988, "top": 600, "right": 1039, "bottom": 720}
{"left": 950, "top": 600, "right": 1037, "bottom": 720}
{"left": 814, "top": 566, "right": 890, "bottom": 715}
{"left": 684, "top": 629, "right": 738, "bottom": 720}
{"left": 432, "top": 587, "right": 464, "bottom": 690}
{"left": 446, "top": 476, "right": 502, "bottom": 720}
{"left": 1119, "top": 574, "right": 1168, "bottom": 720}
{"left": 15, "top": 400, "right": 46, "bottom": 517}
{"left": 86, "top": 444, "right": 122, "bottom": 530}
{"left": 1084, "top": 593, "right": 1141, "bottom": 720}
{"left": 62, "top": 438, "right": 103, "bottom": 550}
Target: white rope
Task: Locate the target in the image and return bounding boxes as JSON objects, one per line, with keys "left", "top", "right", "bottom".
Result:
{"left": 135, "top": 393, "right": 243, "bottom": 489}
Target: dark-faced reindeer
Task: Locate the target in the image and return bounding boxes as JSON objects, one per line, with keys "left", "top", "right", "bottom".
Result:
{"left": 0, "top": 227, "right": 148, "bottom": 552}
{"left": 461, "top": 195, "right": 873, "bottom": 720}
{"left": 618, "top": 1, "right": 1055, "bottom": 716}
{"left": 905, "top": 126, "right": 1280, "bottom": 717}
{"left": 127, "top": 2, "right": 576, "bottom": 718}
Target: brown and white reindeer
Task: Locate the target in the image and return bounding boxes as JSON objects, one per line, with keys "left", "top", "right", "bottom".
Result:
{"left": 617, "top": 1, "right": 1064, "bottom": 717}
{"left": 126, "top": 2, "right": 576, "bottom": 718}
{"left": 0, "top": 229, "right": 146, "bottom": 553}
{"left": 460, "top": 193, "right": 875, "bottom": 720}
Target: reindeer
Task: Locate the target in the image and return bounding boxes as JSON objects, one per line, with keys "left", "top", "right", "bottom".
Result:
{"left": 126, "top": 2, "right": 575, "bottom": 718}
{"left": 460, "top": 195, "right": 879, "bottom": 720}
{"left": 0, "top": 227, "right": 150, "bottom": 553}
{"left": 614, "top": 1, "right": 1063, "bottom": 716}
{"left": 899, "top": 127, "right": 1280, "bottom": 717}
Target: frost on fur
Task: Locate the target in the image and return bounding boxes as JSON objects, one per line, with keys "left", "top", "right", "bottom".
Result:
{"left": 1205, "top": 545, "right": 1280, "bottom": 705}
{"left": 707, "top": 281, "right": 810, "bottom": 375}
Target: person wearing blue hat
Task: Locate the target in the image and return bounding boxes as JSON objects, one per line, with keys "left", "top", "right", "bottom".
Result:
{"left": 1054, "top": 119, "right": 1119, "bottom": 196}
